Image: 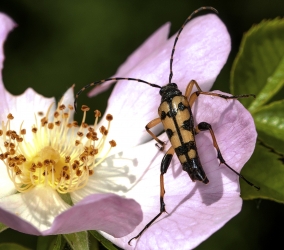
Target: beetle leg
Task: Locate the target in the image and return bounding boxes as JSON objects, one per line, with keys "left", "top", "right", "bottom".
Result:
{"left": 185, "top": 79, "right": 255, "bottom": 107}
{"left": 145, "top": 117, "right": 166, "bottom": 150}
{"left": 184, "top": 79, "right": 202, "bottom": 98}
{"left": 128, "top": 146, "right": 175, "bottom": 245}
{"left": 195, "top": 122, "right": 260, "bottom": 190}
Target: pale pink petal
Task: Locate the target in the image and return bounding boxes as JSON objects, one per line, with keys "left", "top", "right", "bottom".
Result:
{"left": 0, "top": 206, "right": 42, "bottom": 235}
{"left": 100, "top": 93, "right": 256, "bottom": 249}
{"left": 94, "top": 14, "right": 231, "bottom": 152}
{"left": 0, "top": 13, "right": 56, "bottom": 128}
{"left": 0, "top": 163, "right": 16, "bottom": 198}
{"left": 0, "top": 13, "right": 16, "bottom": 72}
{"left": 0, "top": 88, "right": 55, "bottom": 131}
{"left": 88, "top": 23, "right": 170, "bottom": 96}
{"left": 0, "top": 186, "right": 71, "bottom": 233}
{"left": 60, "top": 85, "right": 75, "bottom": 107}
{"left": 58, "top": 85, "right": 75, "bottom": 122}
{"left": 0, "top": 187, "right": 142, "bottom": 237}
{"left": 43, "top": 194, "right": 142, "bottom": 237}
{"left": 0, "top": 13, "right": 16, "bottom": 111}
{"left": 193, "top": 91, "right": 257, "bottom": 170}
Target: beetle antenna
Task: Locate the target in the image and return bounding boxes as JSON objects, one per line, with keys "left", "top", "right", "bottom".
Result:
{"left": 74, "top": 77, "right": 161, "bottom": 112}
{"left": 169, "top": 6, "right": 218, "bottom": 83}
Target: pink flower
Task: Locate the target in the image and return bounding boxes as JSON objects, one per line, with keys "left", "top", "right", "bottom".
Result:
{"left": 0, "top": 13, "right": 142, "bottom": 237}
{"left": 87, "top": 13, "right": 257, "bottom": 249}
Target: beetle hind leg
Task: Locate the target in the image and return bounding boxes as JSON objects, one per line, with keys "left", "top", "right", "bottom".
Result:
{"left": 195, "top": 122, "right": 260, "bottom": 190}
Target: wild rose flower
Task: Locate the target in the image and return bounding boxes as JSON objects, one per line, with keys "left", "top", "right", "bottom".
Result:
{"left": 0, "top": 13, "right": 142, "bottom": 237}
{"left": 87, "top": 13, "right": 257, "bottom": 249}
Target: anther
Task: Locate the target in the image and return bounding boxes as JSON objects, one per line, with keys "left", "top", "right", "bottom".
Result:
{"left": 109, "top": 140, "right": 117, "bottom": 147}
{"left": 81, "top": 105, "right": 90, "bottom": 112}
{"left": 100, "top": 126, "right": 106, "bottom": 134}
{"left": 65, "top": 156, "right": 71, "bottom": 163}
{"left": 68, "top": 104, "right": 74, "bottom": 110}
{"left": 9, "top": 149, "right": 16, "bottom": 155}
{"left": 37, "top": 162, "right": 43, "bottom": 168}
{"left": 54, "top": 111, "right": 60, "bottom": 118}
{"left": 7, "top": 113, "right": 14, "bottom": 120}
{"left": 63, "top": 165, "right": 69, "bottom": 171}
{"left": 76, "top": 169, "right": 82, "bottom": 176}
{"left": 59, "top": 104, "right": 66, "bottom": 110}
{"left": 72, "top": 163, "right": 78, "bottom": 170}
{"left": 88, "top": 127, "right": 95, "bottom": 132}
{"left": 30, "top": 167, "right": 36, "bottom": 172}
{"left": 77, "top": 132, "right": 84, "bottom": 137}
{"left": 106, "top": 114, "right": 113, "bottom": 121}
{"left": 94, "top": 110, "right": 101, "bottom": 117}
{"left": 72, "top": 121, "right": 79, "bottom": 127}
{"left": 48, "top": 123, "right": 54, "bottom": 129}
{"left": 81, "top": 123, "right": 88, "bottom": 128}
{"left": 43, "top": 159, "right": 50, "bottom": 167}
{"left": 41, "top": 117, "right": 48, "bottom": 126}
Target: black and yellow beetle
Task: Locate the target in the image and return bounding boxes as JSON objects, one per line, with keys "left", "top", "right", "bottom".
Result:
{"left": 74, "top": 6, "right": 259, "bottom": 245}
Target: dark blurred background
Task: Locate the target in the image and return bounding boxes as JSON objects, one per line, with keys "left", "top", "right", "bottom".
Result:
{"left": 0, "top": 0, "right": 283, "bottom": 249}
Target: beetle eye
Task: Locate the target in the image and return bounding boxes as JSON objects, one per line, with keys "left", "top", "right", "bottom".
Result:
{"left": 159, "top": 87, "right": 165, "bottom": 95}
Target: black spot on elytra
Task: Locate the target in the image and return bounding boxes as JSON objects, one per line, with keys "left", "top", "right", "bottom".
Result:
{"left": 167, "top": 109, "right": 177, "bottom": 118}
{"left": 166, "top": 129, "right": 174, "bottom": 139}
{"left": 178, "top": 102, "right": 186, "bottom": 111}
{"left": 181, "top": 119, "right": 192, "bottom": 131}
{"left": 160, "top": 111, "right": 166, "bottom": 120}
{"left": 175, "top": 141, "right": 196, "bottom": 156}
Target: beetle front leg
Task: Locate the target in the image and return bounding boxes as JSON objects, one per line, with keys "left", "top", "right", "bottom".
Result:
{"left": 128, "top": 146, "right": 175, "bottom": 245}
{"left": 145, "top": 117, "right": 166, "bottom": 150}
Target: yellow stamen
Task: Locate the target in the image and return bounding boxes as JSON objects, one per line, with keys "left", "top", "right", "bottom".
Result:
{"left": 0, "top": 104, "right": 116, "bottom": 194}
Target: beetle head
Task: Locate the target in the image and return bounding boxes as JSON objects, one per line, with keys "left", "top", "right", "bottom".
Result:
{"left": 159, "top": 83, "right": 182, "bottom": 102}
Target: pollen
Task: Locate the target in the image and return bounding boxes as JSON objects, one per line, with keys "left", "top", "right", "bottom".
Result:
{"left": 0, "top": 103, "right": 116, "bottom": 194}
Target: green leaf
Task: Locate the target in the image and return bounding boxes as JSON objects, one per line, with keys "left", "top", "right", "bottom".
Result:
{"left": 0, "top": 243, "right": 30, "bottom": 250}
{"left": 51, "top": 235, "right": 62, "bottom": 250}
{"left": 241, "top": 143, "right": 284, "bottom": 202}
{"left": 253, "top": 100, "right": 284, "bottom": 154}
{"left": 89, "top": 231, "right": 117, "bottom": 250}
{"left": 0, "top": 222, "right": 8, "bottom": 233}
{"left": 231, "top": 18, "right": 284, "bottom": 109}
{"left": 231, "top": 18, "right": 284, "bottom": 202}
{"left": 37, "top": 235, "right": 62, "bottom": 250}
{"left": 63, "top": 232, "right": 89, "bottom": 250}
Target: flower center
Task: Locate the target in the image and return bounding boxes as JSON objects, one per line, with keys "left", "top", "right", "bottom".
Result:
{"left": 0, "top": 103, "right": 116, "bottom": 194}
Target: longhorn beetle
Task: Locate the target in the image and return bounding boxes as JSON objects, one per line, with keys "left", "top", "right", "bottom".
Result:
{"left": 74, "top": 6, "right": 260, "bottom": 245}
